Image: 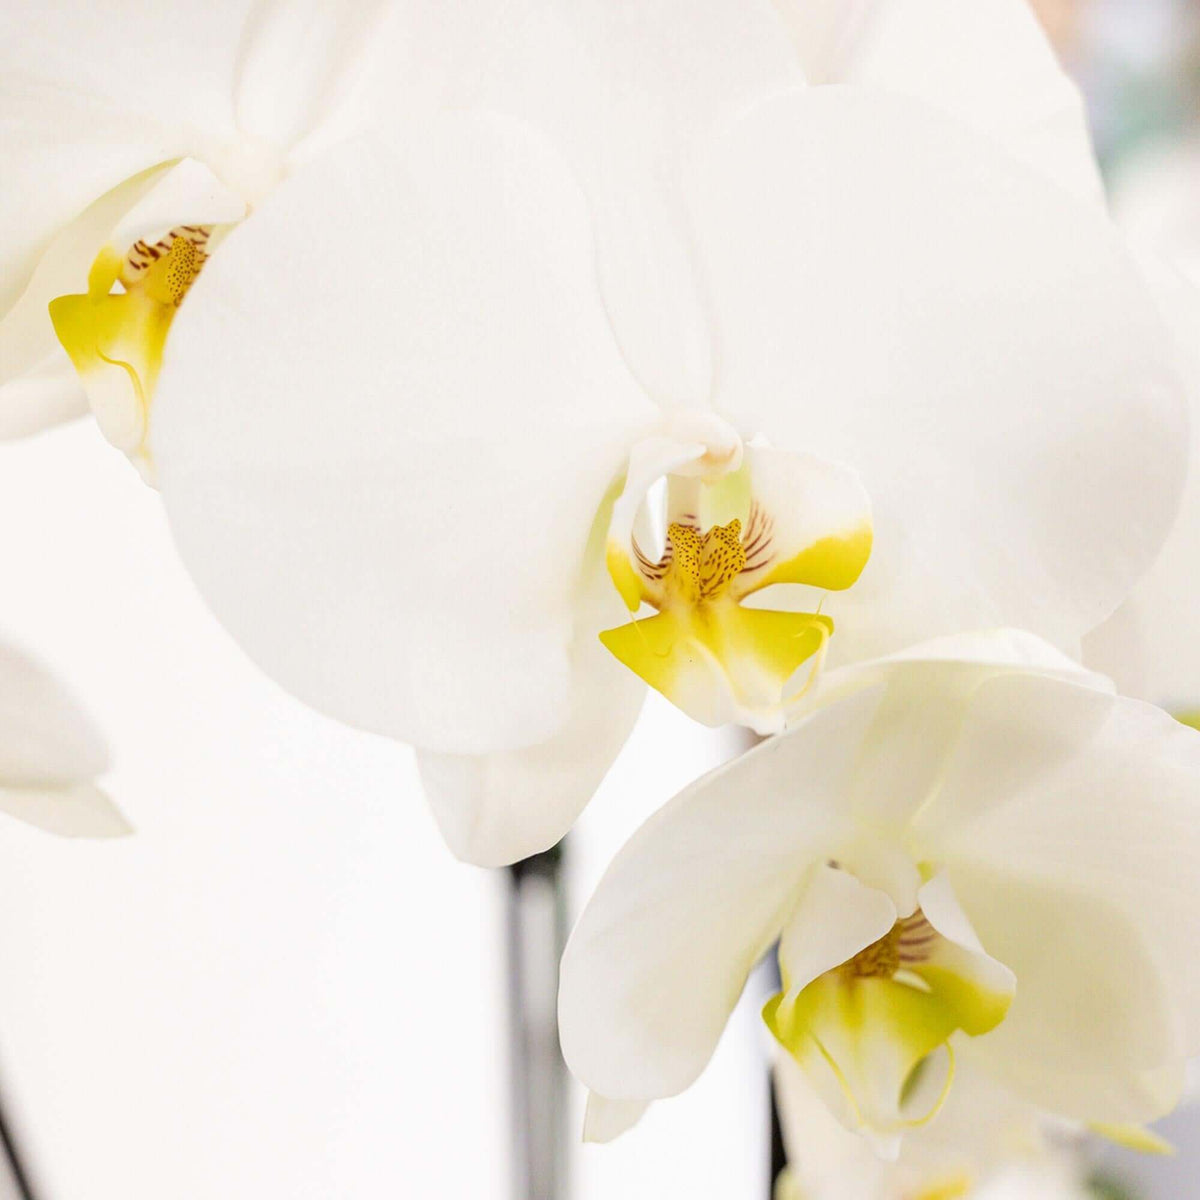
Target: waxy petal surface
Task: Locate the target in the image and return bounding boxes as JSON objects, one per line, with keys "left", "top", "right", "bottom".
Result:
{"left": 153, "top": 117, "right": 656, "bottom": 754}
{"left": 691, "top": 88, "right": 1187, "bottom": 662}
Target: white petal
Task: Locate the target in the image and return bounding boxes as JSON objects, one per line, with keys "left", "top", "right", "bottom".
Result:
{"left": 0, "top": 641, "right": 109, "bottom": 787}
{"left": 0, "top": 784, "right": 131, "bottom": 839}
{"left": 558, "top": 688, "right": 882, "bottom": 1102}
{"left": 917, "top": 672, "right": 1200, "bottom": 1107}
{"left": 804, "top": 627, "right": 1107, "bottom": 700}
{"left": 733, "top": 443, "right": 872, "bottom": 596}
{"left": 948, "top": 863, "right": 1183, "bottom": 1124}
{"left": 0, "top": 2, "right": 248, "bottom": 137}
{"left": 792, "top": 629, "right": 1109, "bottom": 832}
{"left": 767, "top": 0, "right": 876, "bottom": 84}
{"left": 0, "top": 0, "right": 261, "bottom": 317}
{"left": 692, "top": 88, "right": 1187, "bottom": 661}
{"left": 154, "top": 115, "right": 656, "bottom": 755}
{"left": 1082, "top": 252, "right": 1200, "bottom": 709}
{"left": 582, "top": 1093, "right": 650, "bottom": 1144}
{"left": 0, "top": 353, "right": 87, "bottom": 440}
{"left": 229, "top": 0, "right": 388, "bottom": 154}
{"left": 108, "top": 158, "right": 247, "bottom": 252}
{"left": 0, "top": 88, "right": 177, "bottom": 324}
{"left": 777, "top": 865, "right": 896, "bottom": 996}
{"left": 774, "top": 1050, "right": 891, "bottom": 1199}
{"left": 475, "top": 0, "right": 803, "bottom": 406}
{"left": 417, "top": 597, "right": 645, "bottom": 868}
{"left": 776, "top": 0, "right": 1104, "bottom": 202}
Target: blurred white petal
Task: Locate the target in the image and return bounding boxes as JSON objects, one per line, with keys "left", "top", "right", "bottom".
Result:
{"left": 692, "top": 87, "right": 1186, "bottom": 663}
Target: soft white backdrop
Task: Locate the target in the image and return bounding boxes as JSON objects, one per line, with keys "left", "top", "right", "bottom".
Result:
{"left": 0, "top": 420, "right": 766, "bottom": 1198}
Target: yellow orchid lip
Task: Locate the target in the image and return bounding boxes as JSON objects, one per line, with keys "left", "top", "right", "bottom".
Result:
{"left": 600, "top": 440, "right": 873, "bottom": 731}
{"left": 766, "top": 905, "right": 1013, "bottom": 1141}
{"left": 40, "top": 157, "right": 247, "bottom": 482}
{"left": 49, "top": 226, "right": 215, "bottom": 480}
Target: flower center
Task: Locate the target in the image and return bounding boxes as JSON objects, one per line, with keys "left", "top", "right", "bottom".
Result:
{"left": 657, "top": 518, "right": 746, "bottom": 605}
{"left": 49, "top": 222, "right": 226, "bottom": 481}
{"left": 765, "top": 875, "right": 1015, "bottom": 1143}
{"left": 43, "top": 157, "right": 247, "bottom": 481}
{"left": 123, "top": 226, "right": 212, "bottom": 307}
{"left": 600, "top": 439, "right": 872, "bottom": 732}
{"left": 845, "top": 911, "right": 939, "bottom": 979}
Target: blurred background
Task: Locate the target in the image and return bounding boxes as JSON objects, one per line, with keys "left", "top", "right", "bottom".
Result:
{"left": 0, "top": 1, "right": 1198, "bottom": 1197}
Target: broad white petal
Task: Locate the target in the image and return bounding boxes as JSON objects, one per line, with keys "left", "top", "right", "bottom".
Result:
{"left": 0, "top": 641, "right": 109, "bottom": 787}
{"left": 774, "top": 0, "right": 1103, "bottom": 202}
{"left": 0, "top": 2, "right": 249, "bottom": 139}
{"left": 475, "top": 0, "right": 802, "bottom": 406}
{"left": 417, "top": 595, "right": 645, "bottom": 867}
{"left": 559, "top": 688, "right": 883, "bottom": 1102}
{"left": 805, "top": 628, "right": 1107, "bottom": 700}
{"left": 0, "top": 0, "right": 262, "bottom": 316}
{"left": 154, "top": 116, "right": 655, "bottom": 755}
{"left": 1083, "top": 252, "right": 1200, "bottom": 709}
{"left": 918, "top": 673, "right": 1200, "bottom": 1104}
{"left": 692, "top": 88, "right": 1186, "bottom": 661}
{"left": 792, "top": 630, "right": 1109, "bottom": 832}
{"left": 0, "top": 784, "right": 131, "bottom": 839}
{"left": 234, "top": 0, "right": 393, "bottom": 154}
{"left": 948, "top": 864, "right": 1183, "bottom": 1124}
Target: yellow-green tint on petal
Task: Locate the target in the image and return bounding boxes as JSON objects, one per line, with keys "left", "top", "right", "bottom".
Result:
{"left": 49, "top": 286, "right": 166, "bottom": 455}
{"left": 606, "top": 539, "right": 646, "bottom": 611}
{"left": 747, "top": 523, "right": 873, "bottom": 595}
{"left": 680, "top": 457, "right": 753, "bottom": 530}
{"left": 764, "top": 971, "right": 959, "bottom": 1133}
{"left": 765, "top": 910, "right": 1012, "bottom": 1137}
{"left": 599, "top": 445, "right": 872, "bottom": 727}
{"left": 1091, "top": 1122, "right": 1175, "bottom": 1156}
{"left": 86, "top": 247, "right": 124, "bottom": 297}
{"left": 913, "top": 1177, "right": 973, "bottom": 1200}
{"left": 1173, "top": 711, "right": 1200, "bottom": 731}
{"left": 911, "top": 962, "right": 1012, "bottom": 1038}
{"left": 599, "top": 604, "right": 831, "bottom": 728}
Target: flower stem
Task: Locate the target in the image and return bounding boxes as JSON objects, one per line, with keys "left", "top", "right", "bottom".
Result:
{"left": 0, "top": 1079, "right": 36, "bottom": 1200}
{"left": 506, "top": 842, "right": 570, "bottom": 1200}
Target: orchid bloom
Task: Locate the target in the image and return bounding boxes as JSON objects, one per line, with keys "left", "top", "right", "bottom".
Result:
{"left": 0, "top": 639, "right": 128, "bottom": 838}
{"left": 773, "top": 1052, "right": 1096, "bottom": 1200}
{"left": 560, "top": 631, "right": 1200, "bottom": 1153}
{"left": 0, "top": 0, "right": 496, "bottom": 466}
{"left": 2, "top": 2, "right": 1189, "bottom": 866}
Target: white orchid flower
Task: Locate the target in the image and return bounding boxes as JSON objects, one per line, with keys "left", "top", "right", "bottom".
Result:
{"left": 0, "top": 640, "right": 129, "bottom": 837}
{"left": 0, "top": 0, "right": 504, "bottom": 460}
{"left": 774, "top": 1048, "right": 1115, "bottom": 1200}
{"left": 3, "top": 2, "right": 1189, "bottom": 865}
{"left": 560, "top": 630, "right": 1200, "bottom": 1154}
